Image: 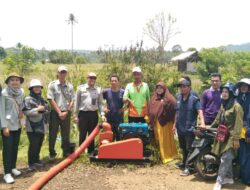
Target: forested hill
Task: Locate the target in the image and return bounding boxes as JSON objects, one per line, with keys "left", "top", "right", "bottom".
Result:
{"left": 225, "top": 42, "right": 250, "bottom": 52}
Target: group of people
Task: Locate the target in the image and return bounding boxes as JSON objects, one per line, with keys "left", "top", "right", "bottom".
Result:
{"left": 173, "top": 74, "right": 250, "bottom": 190}
{"left": 0, "top": 65, "right": 249, "bottom": 190}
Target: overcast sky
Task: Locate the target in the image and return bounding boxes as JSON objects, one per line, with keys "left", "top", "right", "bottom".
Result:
{"left": 0, "top": 0, "right": 250, "bottom": 51}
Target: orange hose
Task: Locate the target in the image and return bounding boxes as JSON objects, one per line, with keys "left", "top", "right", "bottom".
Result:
{"left": 28, "top": 124, "right": 101, "bottom": 190}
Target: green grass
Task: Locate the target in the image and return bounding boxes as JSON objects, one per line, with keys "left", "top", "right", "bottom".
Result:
{"left": 0, "top": 62, "right": 201, "bottom": 165}
{"left": 0, "top": 63, "right": 106, "bottom": 165}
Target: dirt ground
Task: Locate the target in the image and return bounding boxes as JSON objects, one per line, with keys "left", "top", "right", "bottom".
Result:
{"left": 0, "top": 160, "right": 250, "bottom": 190}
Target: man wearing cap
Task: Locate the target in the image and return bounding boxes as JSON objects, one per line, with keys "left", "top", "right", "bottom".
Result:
{"left": 47, "top": 66, "right": 74, "bottom": 159}
{"left": 201, "top": 73, "right": 222, "bottom": 125}
{"left": 173, "top": 76, "right": 205, "bottom": 176}
{"left": 123, "top": 66, "right": 150, "bottom": 123}
{"left": 74, "top": 72, "right": 105, "bottom": 154}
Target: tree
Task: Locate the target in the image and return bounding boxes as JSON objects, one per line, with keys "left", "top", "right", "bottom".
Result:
{"left": 75, "top": 56, "right": 86, "bottom": 64}
{"left": 144, "top": 11, "right": 179, "bottom": 62}
{"left": 220, "top": 52, "right": 250, "bottom": 83}
{"left": 187, "top": 47, "right": 197, "bottom": 51}
{"left": 195, "top": 48, "right": 250, "bottom": 91}
{"left": 16, "top": 42, "right": 23, "bottom": 49}
{"left": 0, "top": 47, "right": 7, "bottom": 60}
{"left": 98, "top": 42, "right": 181, "bottom": 94}
{"left": 40, "top": 47, "right": 49, "bottom": 64}
{"left": 195, "top": 48, "right": 227, "bottom": 89}
{"left": 3, "top": 45, "right": 36, "bottom": 74}
{"left": 172, "top": 44, "right": 182, "bottom": 53}
{"left": 48, "top": 50, "right": 73, "bottom": 64}
{"left": 66, "top": 13, "right": 77, "bottom": 59}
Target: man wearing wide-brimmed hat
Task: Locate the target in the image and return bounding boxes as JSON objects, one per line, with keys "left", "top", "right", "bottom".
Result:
{"left": 1, "top": 72, "right": 24, "bottom": 184}
{"left": 47, "top": 66, "right": 75, "bottom": 160}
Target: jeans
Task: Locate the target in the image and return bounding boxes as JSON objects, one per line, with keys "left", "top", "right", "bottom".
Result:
{"left": 1, "top": 129, "right": 21, "bottom": 174}
{"left": 216, "top": 149, "right": 235, "bottom": 184}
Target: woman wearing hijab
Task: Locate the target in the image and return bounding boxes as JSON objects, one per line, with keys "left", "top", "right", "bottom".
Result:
{"left": 236, "top": 78, "right": 250, "bottom": 184}
{"left": 1, "top": 73, "right": 24, "bottom": 184}
{"left": 22, "top": 79, "right": 49, "bottom": 171}
{"left": 148, "top": 82, "right": 178, "bottom": 163}
{"left": 211, "top": 82, "right": 243, "bottom": 190}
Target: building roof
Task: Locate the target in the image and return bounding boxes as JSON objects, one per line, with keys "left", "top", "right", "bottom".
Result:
{"left": 171, "top": 51, "right": 197, "bottom": 61}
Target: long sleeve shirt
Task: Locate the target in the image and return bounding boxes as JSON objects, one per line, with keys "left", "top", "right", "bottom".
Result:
{"left": 1, "top": 88, "right": 24, "bottom": 131}
{"left": 23, "top": 96, "right": 50, "bottom": 133}
{"left": 74, "top": 84, "right": 104, "bottom": 117}
{"left": 0, "top": 95, "right": 7, "bottom": 129}
{"left": 211, "top": 101, "right": 243, "bottom": 156}
{"left": 201, "top": 87, "right": 221, "bottom": 124}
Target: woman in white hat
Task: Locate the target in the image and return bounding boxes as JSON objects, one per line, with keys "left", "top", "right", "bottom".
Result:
{"left": 22, "top": 79, "right": 49, "bottom": 171}
{"left": 236, "top": 78, "right": 250, "bottom": 184}
{"left": 1, "top": 73, "right": 24, "bottom": 184}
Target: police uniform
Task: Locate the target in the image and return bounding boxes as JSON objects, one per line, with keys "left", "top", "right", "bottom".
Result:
{"left": 74, "top": 83, "right": 104, "bottom": 153}
{"left": 47, "top": 80, "right": 74, "bottom": 157}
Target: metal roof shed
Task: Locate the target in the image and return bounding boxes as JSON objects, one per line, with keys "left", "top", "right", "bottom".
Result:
{"left": 171, "top": 51, "right": 199, "bottom": 72}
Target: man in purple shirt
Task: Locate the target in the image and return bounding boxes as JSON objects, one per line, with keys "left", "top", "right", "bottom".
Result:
{"left": 201, "top": 73, "right": 222, "bottom": 125}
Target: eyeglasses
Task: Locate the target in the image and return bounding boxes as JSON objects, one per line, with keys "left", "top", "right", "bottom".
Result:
{"left": 179, "top": 85, "right": 188, "bottom": 89}
{"left": 88, "top": 77, "right": 96, "bottom": 80}
{"left": 211, "top": 80, "right": 220, "bottom": 83}
{"left": 156, "top": 86, "right": 164, "bottom": 89}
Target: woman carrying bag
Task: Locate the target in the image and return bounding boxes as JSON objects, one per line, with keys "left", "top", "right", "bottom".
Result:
{"left": 148, "top": 82, "right": 178, "bottom": 163}
{"left": 211, "top": 82, "right": 243, "bottom": 190}
{"left": 22, "top": 79, "right": 50, "bottom": 171}
{"left": 1, "top": 73, "right": 24, "bottom": 184}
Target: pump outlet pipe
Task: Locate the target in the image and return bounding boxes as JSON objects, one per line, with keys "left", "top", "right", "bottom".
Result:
{"left": 28, "top": 123, "right": 109, "bottom": 190}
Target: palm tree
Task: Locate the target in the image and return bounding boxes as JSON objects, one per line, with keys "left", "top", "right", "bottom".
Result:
{"left": 66, "top": 13, "right": 77, "bottom": 55}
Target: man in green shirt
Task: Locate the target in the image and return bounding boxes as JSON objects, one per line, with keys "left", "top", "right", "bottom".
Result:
{"left": 123, "top": 67, "right": 150, "bottom": 123}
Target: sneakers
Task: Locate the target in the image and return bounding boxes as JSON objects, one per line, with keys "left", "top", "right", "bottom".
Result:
{"left": 180, "top": 168, "right": 190, "bottom": 176}
{"left": 213, "top": 182, "right": 222, "bottom": 190}
{"left": 11, "top": 168, "right": 21, "bottom": 176}
{"left": 222, "top": 178, "right": 234, "bottom": 185}
{"left": 3, "top": 173, "right": 15, "bottom": 184}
